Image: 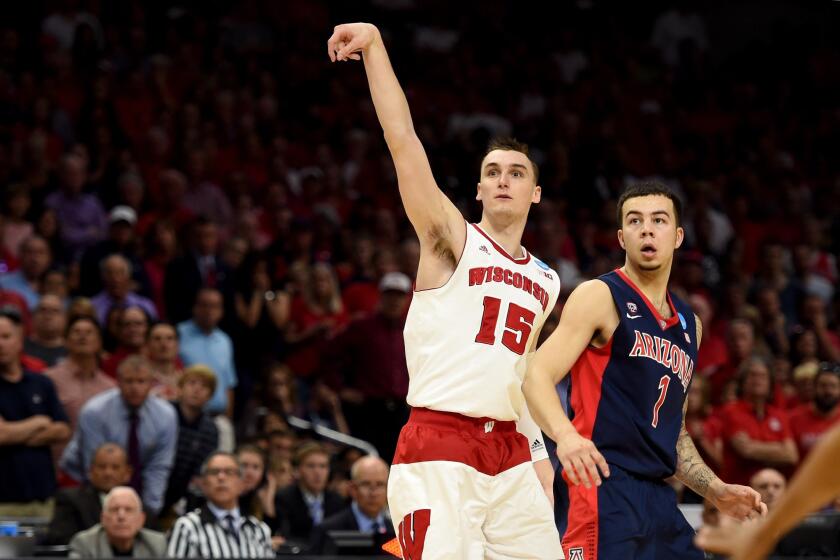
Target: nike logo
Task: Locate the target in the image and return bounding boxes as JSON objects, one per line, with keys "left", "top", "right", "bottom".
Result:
{"left": 626, "top": 313, "right": 643, "bottom": 319}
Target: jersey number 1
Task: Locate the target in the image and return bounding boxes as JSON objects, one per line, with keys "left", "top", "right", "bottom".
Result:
{"left": 651, "top": 375, "right": 670, "bottom": 428}
{"left": 474, "top": 296, "right": 536, "bottom": 355}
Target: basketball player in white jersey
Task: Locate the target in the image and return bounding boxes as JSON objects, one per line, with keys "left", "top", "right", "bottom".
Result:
{"left": 328, "top": 23, "right": 563, "bottom": 560}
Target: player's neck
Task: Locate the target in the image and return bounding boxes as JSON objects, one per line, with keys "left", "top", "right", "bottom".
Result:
{"left": 477, "top": 215, "right": 526, "bottom": 259}
{"left": 620, "top": 261, "right": 672, "bottom": 312}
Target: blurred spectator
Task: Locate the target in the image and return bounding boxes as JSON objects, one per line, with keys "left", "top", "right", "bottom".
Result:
{"left": 325, "top": 272, "right": 411, "bottom": 459}
{"left": 142, "top": 221, "right": 178, "bottom": 319}
{"left": 2, "top": 183, "right": 34, "bottom": 257}
{"left": 232, "top": 253, "right": 289, "bottom": 367}
{"left": 44, "top": 315, "right": 113, "bottom": 431}
{"left": 238, "top": 363, "right": 302, "bottom": 444}
{"left": 79, "top": 206, "right": 149, "bottom": 298}
{"left": 178, "top": 288, "right": 237, "bottom": 419}
{"left": 165, "top": 217, "right": 229, "bottom": 324}
{"left": 748, "top": 468, "right": 786, "bottom": 512}
{"left": 285, "top": 262, "right": 348, "bottom": 380}
{"left": 309, "top": 455, "right": 394, "bottom": 554}
{"left": 25, "top": 293, "right": 68, "bottom": 366}
{"left": 799, "top": 295, "right": 840, "bottom": 362}
{"left": 272, "top": 442, "right": 345, "bottom": 545}
{"left": 91, "top": 254, "right": 157, "bottom": 326}
{"left": 718, "top": 357, "right": 798, "bottom": 485}
{"left": 789, "top": 363, "right": 840, "bottom": 462}
{"left": 182, "top": 149, "right": 234, "bottom": 230}
{"left": 61, "top": 356, "right": 177, "bottom": 514}
{"left": 237, "top": 445, "right": 277, "bottom": 527}
{"left": 167, "top": 452, "right": 274, "bottom": 558}
{"left": 689, "top": 294, "right": 727, "bottom": 380}
{"left": 146, "top": 322, "right": 183, "bottom": 401}
{"left": 0, "top": 310, "right": 71, "bottom": 517}
{"left": 45, "top": 154, "right": 107, "bottom": 260}
{"left": 651, "top": 5, "right": 708, "bottom": 66}
{"left": 710, "top": 318, "right": 763, "bottom": 403}
{"left": 46, "top": 443, "right": 157, "bottom": 545}
{"left": 101, "top": 306, "right": 149, "bottom": 378}
{"left": 68, "top": 486, "right": 166, "bottom": 558}
{"left": 163, "top": 365, "right": 219, "bottom": 515}
{"left": 0, "top": 235, "right": 52, "bottom": 310}
{"left": 788, "top": 361, "right": 818, "bottom": 409}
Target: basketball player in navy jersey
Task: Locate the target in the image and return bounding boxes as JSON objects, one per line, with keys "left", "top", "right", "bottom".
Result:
{"left": 523, "top": 182, "right": 767, "bottom": 559}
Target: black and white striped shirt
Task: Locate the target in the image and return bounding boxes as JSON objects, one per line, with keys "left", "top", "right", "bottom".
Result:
{"left": 167, "top": 506, "right": 274, "bottom": 558}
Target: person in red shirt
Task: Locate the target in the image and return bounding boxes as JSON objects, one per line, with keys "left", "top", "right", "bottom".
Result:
{"left": 788, "top": 363, "right": 840, "bottom": 462}
{"left": 718, "top": 357, "right": 799, "bottom": 485}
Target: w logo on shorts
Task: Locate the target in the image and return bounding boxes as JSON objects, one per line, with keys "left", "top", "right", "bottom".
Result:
{"left": 398, "top": 509, "right": 431, "bottom": 559}
{"left": 568, "top": 547, "right": 585, "bottom": 560}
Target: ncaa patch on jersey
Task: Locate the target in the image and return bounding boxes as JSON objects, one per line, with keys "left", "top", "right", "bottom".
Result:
{"left": 678, "top": 312, "right": 687, "bottom": 330}
{"left": 534, "top": 258, "right": 550, "bottom": 271}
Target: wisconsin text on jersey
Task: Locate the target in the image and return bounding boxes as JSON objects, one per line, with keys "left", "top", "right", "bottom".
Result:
{"left": 628, "top": 329, "right": 695, "bottom": 391}
{"left": 467, "top": 266, "right": 551, "bottom": 311}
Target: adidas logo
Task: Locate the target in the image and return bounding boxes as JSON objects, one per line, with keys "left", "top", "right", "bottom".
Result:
{"left": 530, "top": 439, "right": 544, "bottom": 451}
{"left": 479, "top": 245, "right": 490, "bottom": 255}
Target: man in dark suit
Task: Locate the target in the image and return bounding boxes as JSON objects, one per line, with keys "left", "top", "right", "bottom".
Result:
{"left": 46, "top": 443, "right": 155, "bottom": 544}
{"left": 309, "top": 455, "right": 394, "bottom": 555}
{"left": 164, "top": 217, "right": 229, "bottom": 324}
{"left": 273, "top": 443, "right": 345, "bottom": 547}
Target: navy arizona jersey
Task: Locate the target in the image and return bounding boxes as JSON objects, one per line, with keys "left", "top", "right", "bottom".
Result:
{"left": 567, "top": 269, "right": 698, "bottom": 479}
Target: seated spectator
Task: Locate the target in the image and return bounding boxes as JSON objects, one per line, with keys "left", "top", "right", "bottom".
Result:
{"left": 142, "top": 221, "right": 178, "bottom": 320}
{"left": 61, "top": 355, "right": 177, "bottom": 514}
{"left": 237, "top": 445, "right": 277, "bottom": 527}
{"left": 717, "top": 357, "right": 799, "bottom": 485}
{"left": 789, "top": 362, "right": 840, "bottom": 461}
{"left": 309, "top": 455, "right": 395, "bottom": 554}
{"left": 25, "top": 293, "right": 68, "bottom": 367}
{"left": 326, "top": 272, "right": 411, "bottom": 459}
{"left": 146, "top": 321, "right": 183, "bottom": 400}
{"left": 0, "top": 310, "right": 70, "bottom": 517}
{"left": 68, "top": 486, "right": 166, "bottom": 558}
{"left": 45, "top": 154, "right": 107, "bottom": 260}
{"left": 44, "top": 315, "right": 114, "bottom": 434}
{"left": 272, "top": 442, "right": 346, "bottom": 545}
{"left": 178, "top": 288, "right": 237, "bottom": 419}
{"left": 79, "top": 206, "right": 149, "bottom": 298}
{"left": 165, "top": 217, "right": 229, "bottom": 324}
{"left": 1, "top": 183, "right": 34, "bottom": 258}
{"left": 101, "top": 306, "right": 149, "bottom": 378}
{"left": 237, "top": 363, "right": 302, "bottom": 443}
{"left": 47, "top": 443, "right": 157, "bottom": 544}
{"left": 0, "top": 235, "right": 52, "bottom": 310}
{"left": 167, "top": 452, "right": 274, "bottom": 558}
{"left": 91, "top": 254, "right": 157, "bottom": 327}
{"left": 749, "top": 468, "right": 786, "bottom": 511}
{"left": 163, "top": 365, "right": 219, "bottom": 515}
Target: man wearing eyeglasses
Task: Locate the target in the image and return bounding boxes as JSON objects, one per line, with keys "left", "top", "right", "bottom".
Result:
{"left": 309, "top": 455, "right": 395, "bottom": 555}
{"left": 167, "top": 451, "right": 274, "bottom": 558}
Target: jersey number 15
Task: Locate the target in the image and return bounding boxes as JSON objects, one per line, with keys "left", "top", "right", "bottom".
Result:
{"left": 474, "top": 296, "right": 536, "bottom": 355}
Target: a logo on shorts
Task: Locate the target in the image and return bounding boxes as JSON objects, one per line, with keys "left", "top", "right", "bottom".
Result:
{"left": 530, "top": 438, "right": 544, "bottom": 452}
{"left": 398, "top": 509, "right": 431, "bottom": 560}
{"left": 568, "top": 547, "right": 585, "bottom": 560}
{"left": 484, "top": 421, "right": 495, "bottom": 433}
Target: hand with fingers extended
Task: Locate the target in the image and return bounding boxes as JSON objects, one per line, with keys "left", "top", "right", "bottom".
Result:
{"left": 327, "top": 23, "right": 380, "bottom": 62}
{"left": 556, "top": 429, "right": 611, "bottom": 489}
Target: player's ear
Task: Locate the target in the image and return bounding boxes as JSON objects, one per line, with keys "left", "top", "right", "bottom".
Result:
{"left": 476, "top": 182, "right": 482, "bottom": 201}
{"left": 532, "top": 185, "right": 541, "bottom": 204}
{"left": 617, "top": 229, "right": 625, "bottom": 249}
{"left": 675, "top": 226, "right": 684, "bottom": 249}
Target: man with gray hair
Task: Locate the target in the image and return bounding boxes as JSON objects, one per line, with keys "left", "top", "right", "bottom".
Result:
{"left": 68, "top": 486, "right": 166, "bottom": 558}
{"left": 90, "top": 254, "right": 157, "bottom": 326}
{"left": 168, "top": 451, "right": 274, "bottom": 558}
{"left": 61, "top": 355, "right": 177, "bottom": 514}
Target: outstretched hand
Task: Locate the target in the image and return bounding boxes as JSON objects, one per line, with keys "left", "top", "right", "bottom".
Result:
{"left": 695, "top": 514, "right": 771, "bottom": 560}
{"left": 327, "top": 23, "right": 379, "bottom": 62}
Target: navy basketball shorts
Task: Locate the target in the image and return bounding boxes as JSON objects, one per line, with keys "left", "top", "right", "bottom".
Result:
{"left": 555, "top": 464, "right": 702, "bottom": 560}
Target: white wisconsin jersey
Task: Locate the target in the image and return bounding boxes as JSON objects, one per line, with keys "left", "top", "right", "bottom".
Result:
{"left": 405, "top": 222, "right": 561, "bottom": 422}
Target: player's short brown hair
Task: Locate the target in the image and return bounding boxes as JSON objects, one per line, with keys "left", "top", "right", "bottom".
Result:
{"left": 483, "top": 137, "right": 539, "bottom": 184}
{"left": 178, "top": 364, "right": 218, "bottom": 394}
{"left": 616, "top": 181, "right": 683, "bottom": 228}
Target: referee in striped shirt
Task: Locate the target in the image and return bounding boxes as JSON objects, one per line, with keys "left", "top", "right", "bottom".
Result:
{"left": 167, "top": 451, "right": 274, "bottom": 558}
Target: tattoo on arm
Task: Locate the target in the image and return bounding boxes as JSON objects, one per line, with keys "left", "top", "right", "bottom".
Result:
{"left": 675, "top": 400, "right": 718, "bottom": 497}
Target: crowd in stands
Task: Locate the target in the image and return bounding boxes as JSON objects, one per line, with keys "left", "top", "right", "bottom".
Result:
{"left": 0, "top": 0, "right": 838, "bottom": 557}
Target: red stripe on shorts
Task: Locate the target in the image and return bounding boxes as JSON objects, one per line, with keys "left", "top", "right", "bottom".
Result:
{"left": 392, "top": 408, "right": 531, "bottom": 476}
{"left": 562, "top": 337, "right": 612, "bottom": 559}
